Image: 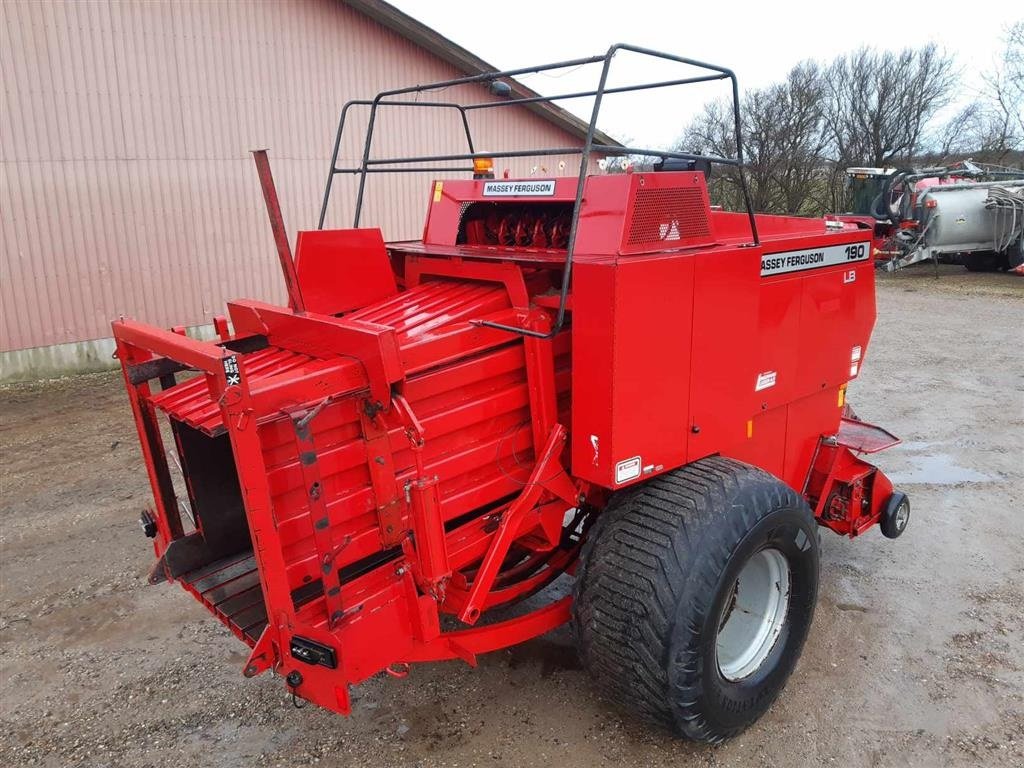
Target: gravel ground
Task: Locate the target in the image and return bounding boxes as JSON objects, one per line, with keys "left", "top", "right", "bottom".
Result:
{"left": 1, "top": 264, "right": 1022, "bottom": 768}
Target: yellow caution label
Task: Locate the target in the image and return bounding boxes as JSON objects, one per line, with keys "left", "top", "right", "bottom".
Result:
{"left": 838, "top": 385, "right": 846, "bottom": 408}
{"left": 433, "top": 181, "right": 443, "bottom": 202}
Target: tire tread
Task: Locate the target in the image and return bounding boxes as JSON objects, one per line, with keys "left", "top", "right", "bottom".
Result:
{"left": 573, "top": 457, "right": 814, "bottom": 741}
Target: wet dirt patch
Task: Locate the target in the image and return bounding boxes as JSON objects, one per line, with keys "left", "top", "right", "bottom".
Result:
{"left": 887, "top": 453, "right": 996, "bottom": 485}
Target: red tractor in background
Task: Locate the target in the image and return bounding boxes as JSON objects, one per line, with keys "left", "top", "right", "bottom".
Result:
{"left": 113, "top": 45, "right": 909, "bottom": 742}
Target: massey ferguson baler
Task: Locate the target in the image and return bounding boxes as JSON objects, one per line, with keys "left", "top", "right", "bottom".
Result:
{"left": 113, "top": 46, "right": 909, "bottom": 742}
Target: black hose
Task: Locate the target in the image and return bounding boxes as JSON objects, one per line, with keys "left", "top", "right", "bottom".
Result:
{"left": 871, "top": 170, "right": 910, "bottom": 223}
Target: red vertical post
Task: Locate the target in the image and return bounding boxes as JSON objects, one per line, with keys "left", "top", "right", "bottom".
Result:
{"left": 113, "top": 337, "right": 184, "bottom": 551}
{"left": 251, "top": 149, "right": 306, "bottom": 313}
{"left": 219, "top": 358, "right": 299, "bottom": 650}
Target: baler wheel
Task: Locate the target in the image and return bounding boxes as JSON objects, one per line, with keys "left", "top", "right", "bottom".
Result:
{"left": 572, "top": 457, "right": 820, "bottom": 742}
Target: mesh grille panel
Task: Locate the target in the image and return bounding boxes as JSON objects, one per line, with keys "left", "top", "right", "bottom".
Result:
{"left": 627, "top": 187, "right": 711, "bottom": 246}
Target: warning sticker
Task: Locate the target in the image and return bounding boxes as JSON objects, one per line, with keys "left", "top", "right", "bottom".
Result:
{"left": 483, "top": 180, "right": 556, "bottom": 197}
{"left": 755, "top": 370, "right": 777, "bottom": 391}
{"left": 222, "top": 355, "right": 242, "bottom": 387}
{"left": 761, "top": 241, "right": 870, "bottom": 277}
{"left": 615, "top": 456, "right": 642, "bottom": 485}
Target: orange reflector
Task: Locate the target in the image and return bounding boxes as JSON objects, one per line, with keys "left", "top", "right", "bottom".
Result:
{"left": 746, "top": 420, "right": 753, "bottom": 438}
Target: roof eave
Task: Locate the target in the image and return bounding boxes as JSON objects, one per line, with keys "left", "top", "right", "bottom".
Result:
{"left": 342, "top": 0, "right": 622, "bottom": 150}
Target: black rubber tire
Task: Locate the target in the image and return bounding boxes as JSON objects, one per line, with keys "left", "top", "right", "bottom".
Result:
{"left": 962, "top": 253, "right": 999, "bottom": 272}
{"left": 572, "top": 456, "right": 820, "bottom": 743}
{"left": 880, "top": 492, "right": 910, "bottom": 539}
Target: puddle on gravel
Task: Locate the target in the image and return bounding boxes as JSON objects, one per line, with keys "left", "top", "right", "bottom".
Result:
{"left": 887, "top": 453, "right": 994, "bottom": 485}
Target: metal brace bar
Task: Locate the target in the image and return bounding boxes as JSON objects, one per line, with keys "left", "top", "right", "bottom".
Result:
{"left": 359, "top": 401, "right": 406, "bottom": 547}
{"left": 456, "top": 424, "right": 574, "bottom": 625}
{"left": 289, "top": 402, "right": 348, "bottom": 628}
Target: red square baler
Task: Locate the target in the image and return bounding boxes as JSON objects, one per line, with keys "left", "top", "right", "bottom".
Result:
{"left": 112, "top": 46, "right": 907, "bottom": 742}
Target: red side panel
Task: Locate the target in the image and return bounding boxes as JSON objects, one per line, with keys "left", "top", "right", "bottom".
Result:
{"left": 752, "top": 240, "right": 877, "bottom": 490}
{"left": 686, "top": 247, "right": 761, "bottom": 462}
{"left": 730, "top": 405, "right": 788, "bottom": 480}
{"left": 573, "top": 175, "right": 631, "bottom": 257}
{"left": 570, "top": 261, "right": 616, "bottom": 483}
{"left": 755, "top": 279, "right": 802, "bottom": 408}
{"left": 294, "top": 229, "right": 397, "bottom": 315}
{"left": 571, "top": 254, "right": 694, "bottom": 488}
{"left": 784, "top": 387, "right": 847, "bottom": 491}
{"left": 794, "top": 260, "right": 876, "bottom": 395}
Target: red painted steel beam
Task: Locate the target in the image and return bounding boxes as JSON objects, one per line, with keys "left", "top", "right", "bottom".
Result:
{"left": 251, "top": 149, "right": 306, "bottom": 313}
{"left": 227, "top": 299, "right": 403, "bottom": 408}
{"left": 112, "top": 319, "right": 232, "bottom": 375}
{"left": 457, "top": 424, "right": 571, "bottom": 624}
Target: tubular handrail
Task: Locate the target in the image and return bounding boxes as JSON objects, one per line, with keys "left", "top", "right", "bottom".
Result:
{"left": 317, "top": 43, "right": 760, "bottom": 339}
{"left": 317, "top": 99, "right": 475, "bottom": 230}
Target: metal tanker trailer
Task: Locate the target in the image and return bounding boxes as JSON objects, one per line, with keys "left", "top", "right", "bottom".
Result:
{"left": 916, "top": 179, "right": 1024, "bottom": 271}
{"left": 842, "top": 164, "right": 1024, "bottom": 273}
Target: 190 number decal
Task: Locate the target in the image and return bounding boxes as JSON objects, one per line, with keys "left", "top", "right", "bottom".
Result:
{"left": 845, "top": 244, "right": 866, "bottom": 260}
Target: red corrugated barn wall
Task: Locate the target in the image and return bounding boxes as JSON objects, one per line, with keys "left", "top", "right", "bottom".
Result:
{"left": 0, "top": 0, "right": 596, "bottom": 381}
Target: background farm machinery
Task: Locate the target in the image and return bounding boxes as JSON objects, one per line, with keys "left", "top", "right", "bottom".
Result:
{"left": 842, "top": 162, "right": 1024, "bottom": 274}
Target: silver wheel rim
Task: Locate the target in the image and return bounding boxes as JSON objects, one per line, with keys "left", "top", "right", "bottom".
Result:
{"left": 894, "top": 502, "right": 909, "bottom": 531}
{"left": 716, "top": 547, "right": 791, "bottom": 681}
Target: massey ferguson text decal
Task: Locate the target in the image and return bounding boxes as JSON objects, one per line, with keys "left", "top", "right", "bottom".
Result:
{"left": 761, "top": 242, "right": 870, "bottom": 277}
{"left": 482, "top": 180, "right": 556, "bottom": 197}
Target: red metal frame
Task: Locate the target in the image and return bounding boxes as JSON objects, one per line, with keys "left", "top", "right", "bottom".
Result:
{"left": 113, "top": 169, "right": 900, "bottom": 715}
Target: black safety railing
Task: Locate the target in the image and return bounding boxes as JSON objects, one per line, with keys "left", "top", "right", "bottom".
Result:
{"left": 317, "top": 43, "right": 759, "bottom": 339}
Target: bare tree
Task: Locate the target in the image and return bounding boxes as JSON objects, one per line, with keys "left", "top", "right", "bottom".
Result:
{"left": 974, "top": 21, "right": 1023, "bottom": 163}
{"left": 678, "top": 43, "right": 965, "bottom": 215}
{"left": 678, "top": 98, "right": 743, "bottom": 209}
{"left": 677, "top": 62, "right": 827, "bottom": 215}
{"left": 937, "top": 102, "right": 983, "bottom": 158}
{"left": 822, "top": 44, "right": 958, "bottom": 167}
{"left": 992, "top": 21, "right": 1024, "bottom": 143}
{"left": 770, "top": 62, "right": 828, "bottom": 214}
{"left": 932, "top": 22, "right": 1023, "bottom": 166}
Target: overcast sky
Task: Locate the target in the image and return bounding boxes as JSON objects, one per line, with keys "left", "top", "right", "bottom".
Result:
{"left": 390, "top": 1, "right": 1021, "bottom": 149}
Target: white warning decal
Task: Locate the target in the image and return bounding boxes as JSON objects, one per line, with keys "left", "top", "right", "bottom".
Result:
{"left": 755, "top": 370, "right": 777, "bottom": 391}
{"left": 222, "top": 355, "right": 242, "bottom": 387}
{"left": 615, "top": 456, "right": 642, "bottom": 485}
{"left": 761, "top": 241, "right": 870, "bottom": 277}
